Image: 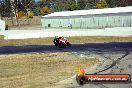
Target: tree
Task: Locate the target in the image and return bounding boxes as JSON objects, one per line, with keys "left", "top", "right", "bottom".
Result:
{"left": 32, "top": 7, "right": 41, "bottom": 16}
{"left": 40, "top": 6, "right": 51, "bottom": 15}
{"left": 85, "top": 0, "right": 97, "bottom": 9}
{"left": 17, "top": 11, "right": 25, "bottom": 18}
{"left": 0, "top": 1, "right": 4, "bottom": 19}
{"left": 9, "top": 0, "right": 21, "bottom": 26}
{"left": 67, "top": 4, "right": 80, "bottom": 11}
{"left": 78, "top": 0, "right": 86, "bottom": 9}
{"left": 96, "top": 0, "right": 109, "bottom": 9}
{"left": 107, "top": 0, "right": 132, "bottom": 7}
{"left": 0, "top": 0, "right": 12, "bottom": 17}
{"left": 28, "top": 11, "right": 34, "bottom": 18}
{"left": 31, "top": 1, "right": 41, "bottom": 16}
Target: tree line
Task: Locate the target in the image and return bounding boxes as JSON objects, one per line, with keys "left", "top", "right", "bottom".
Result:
{"left": 0, "top": 0, "right": 132, "bottom": 18}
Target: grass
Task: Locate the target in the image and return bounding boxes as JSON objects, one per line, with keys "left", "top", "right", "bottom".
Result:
{"left": 27, "top": 85, "right": 37, "bottom": 88}
{"left": 0, "top": 35, "right": 4, "bottom": 40}
{"left": 68, "top": 36, "right": 132, "bottom": 44}
{"left": 0, "top": 37, "right": 53, "bottom": 46}
{"left": 0, "top": 52, "right": 99, "bottom": 88}
{"left": 0, "top": 36, "right": 132, "bottom": 46}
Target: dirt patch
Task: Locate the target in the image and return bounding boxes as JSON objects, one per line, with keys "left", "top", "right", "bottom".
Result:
{"left": 0, "top": 52, "right": 99, "bottom": 88}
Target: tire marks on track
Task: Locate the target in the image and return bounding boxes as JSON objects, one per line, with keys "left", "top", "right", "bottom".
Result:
{"left": 94, "top": 51, "right": 130, "bottom": 74}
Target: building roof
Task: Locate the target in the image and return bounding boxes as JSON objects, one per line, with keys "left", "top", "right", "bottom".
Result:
{"left": 42, "top": 6, "right": 132, "bottom": 18}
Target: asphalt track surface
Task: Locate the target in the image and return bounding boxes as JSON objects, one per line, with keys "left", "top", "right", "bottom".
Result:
{"left": 0, "top": 42, "right": 132, "bottom": 55}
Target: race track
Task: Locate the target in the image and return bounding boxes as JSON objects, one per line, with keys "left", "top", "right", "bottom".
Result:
{"left": 0, "top": 42, "right": 132, "bottom": 88}
{"left": 0, "top": 42, "right": 132, "bottom": 55}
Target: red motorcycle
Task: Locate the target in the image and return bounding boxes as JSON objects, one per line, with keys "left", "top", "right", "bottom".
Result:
{"left": 53, "top": 36, "right": 71, "bottom": 48}
{"left": 58, "top": 39, "right": 71, "bottom": 48}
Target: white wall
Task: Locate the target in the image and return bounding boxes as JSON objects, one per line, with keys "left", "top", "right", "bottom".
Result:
{"left": 4, "top": 27, "right": 132, "bottom": 39}
{"left": 0, "top": 20, "right": 5, "bottom": 32}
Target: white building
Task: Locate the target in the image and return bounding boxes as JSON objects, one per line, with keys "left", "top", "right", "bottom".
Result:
{"left": 41, "top": 6, "right": 132, "bottom": 29}
{"left": 0, "top": 19, "right": 5, "bottom": 32}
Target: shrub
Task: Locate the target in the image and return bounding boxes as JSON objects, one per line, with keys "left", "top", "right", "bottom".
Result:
{"left": 28, "top": 11, "right": 34, "bottom": 18}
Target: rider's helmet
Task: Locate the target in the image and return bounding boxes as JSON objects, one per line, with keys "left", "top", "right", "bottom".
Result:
{"left": 55, "top": 36, "right": 58, "bottom": 39}
{"left": 59, "top": 36, "right": 62, "bottom": 39}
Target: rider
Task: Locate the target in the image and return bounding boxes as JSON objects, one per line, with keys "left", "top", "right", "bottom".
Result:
{"left": 53, "top": 36, "right": 59, "bottom": 44}
{"left": 59, "top": 36, "right": 66, "bottom": 44}
{"left": 63, "top": 37, "right": 67, "bottom": 43}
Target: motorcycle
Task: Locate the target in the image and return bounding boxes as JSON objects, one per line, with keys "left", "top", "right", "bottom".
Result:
{"left": 58, "top": 39, "right": 71, "bottom": 48}
{"left": 53, "top": 36, "right": 71, "bottom": 48}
